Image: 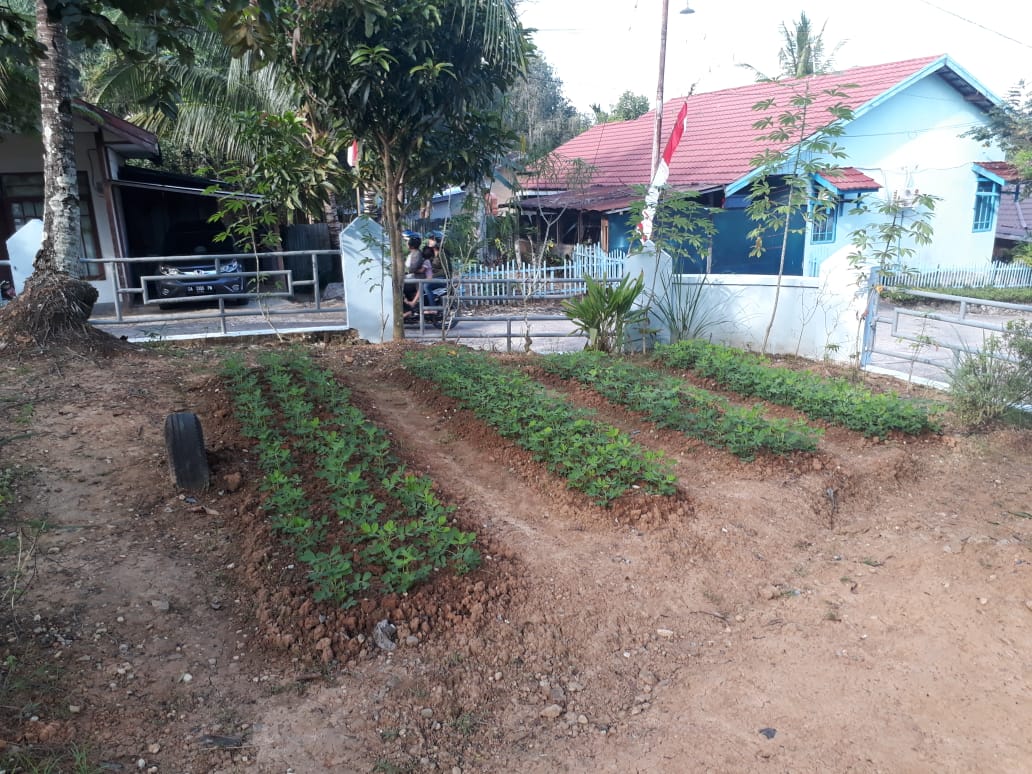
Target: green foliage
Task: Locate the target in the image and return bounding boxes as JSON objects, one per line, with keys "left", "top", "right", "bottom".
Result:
{"left": 949, "top": 321, "right": 1032, "bottom": 425}
{"left": 655, "top": 340, "right": 943, "bottom": 436}
{"left": 627, "top": 186, "right": 719, "bottom": 255}
{"left": 746, "top": 80, "right": 855, "bottom": 353}
{"left": 403, "top": 347, "right": 677, "bottom": 505}
{"left": 591, "top": 90, "right": 650, "bottom": 123}
{"left": 562, "top": 274, "right": 647, "bottom": 353}
{"left": 284, "top": 0, "right": 531, "bottom": 336}
{"left": 848, "top": 192, "right": 940, "bottom": 276}
{"left": 504, "top": 55, "right": 588, "bottom": 161}
{"left": 883, "top": 285, "right": 1032, "bottom": 305}
{"left": 221, "top": 350, "right": 478, "bottom": 609}
{"left": 649, "top": 275, "right": 731, "bottom": 344}
{"left": 542, "top": 352, "right": 821, "bottom": 459}
{"left": 964, "top": 81, "right": 1032, "bottom": 181}
{"left": 200, "top": 109, "right": 347, "bottom": 252}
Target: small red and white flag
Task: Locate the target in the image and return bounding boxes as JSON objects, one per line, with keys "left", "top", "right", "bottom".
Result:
{"left": 639, "top": 100, "right": 689, "bottom": 243}
{"left": 347, "top": 140, "right": 359, "bottom": 168}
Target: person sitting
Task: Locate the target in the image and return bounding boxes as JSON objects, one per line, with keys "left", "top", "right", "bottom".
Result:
{"left": 403, "top": 237, "right": 432, "bottom": 319}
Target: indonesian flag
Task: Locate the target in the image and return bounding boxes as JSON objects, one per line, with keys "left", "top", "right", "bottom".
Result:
{"left": 347, "top": 140, "right": 359, "bottom": 168}
{"left": 639, "top": 100, "right": 689, "bottom": 243}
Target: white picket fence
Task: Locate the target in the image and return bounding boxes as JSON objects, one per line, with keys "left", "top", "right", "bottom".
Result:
{"left": 460, "top": 244, "right": 627, "bottom": 303}
{"left": 880, "top": 263, "right": 1032, "bottom": 289}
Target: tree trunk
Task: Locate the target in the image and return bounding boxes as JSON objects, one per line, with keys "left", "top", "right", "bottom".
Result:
{"left": 35, "top": 0, "right": 82, "bottom": 278}
{"left": 381, "top": 141, "right": 407, "bottom": 339}
{"left": 0, "top": 2, "right": 111, "bottom": 354}
{"left": 322, "top": 192, "right": 343, "bottom": 248}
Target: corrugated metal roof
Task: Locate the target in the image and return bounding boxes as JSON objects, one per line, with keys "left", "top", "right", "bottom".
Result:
{"left": 525, "top": 55, "right": 999, "bottom": 196}
{"left": 998, "top": 186, "right": 1031, "bottom": 243}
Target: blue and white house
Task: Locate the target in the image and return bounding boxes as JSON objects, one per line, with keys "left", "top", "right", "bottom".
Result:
{"left": 521, "top": 54, "right": 1015, "bottom": 276}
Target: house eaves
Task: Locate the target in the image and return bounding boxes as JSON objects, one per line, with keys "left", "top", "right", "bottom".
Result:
{"left": 72, "top": 99, "right": 160, "bottom": 160}
{"left": 519, "top": 183, "right": 722, "bottom": 215}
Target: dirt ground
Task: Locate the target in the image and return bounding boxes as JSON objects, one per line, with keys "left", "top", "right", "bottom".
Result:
{"left": 1, "top": 333, "right": 1030, "bottom": 773}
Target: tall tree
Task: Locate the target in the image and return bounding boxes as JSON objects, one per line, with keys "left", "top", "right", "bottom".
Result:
{"left": 590, "top": 90, "right": 650, "bottom": 124}
{"left": 0, "top": 0, "right": 242, "bottom": 349}
{"left": 504, "top": 55, "right": 586, "bottom": 161}
{"left": 285, "top": 0, "right": 530, "bottom": 338}
{"left": 741, "top": 12, "right": 843, "bottom": 82}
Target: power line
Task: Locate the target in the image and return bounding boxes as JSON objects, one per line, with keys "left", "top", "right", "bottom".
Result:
{"left": 916, "top": 0, "right": 1032, "bottom": 50}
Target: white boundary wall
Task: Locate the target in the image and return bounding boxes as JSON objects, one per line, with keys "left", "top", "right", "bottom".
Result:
{"left": 341, "top": 216, "right": 393, "bottom": 343}
{"left": 627, "top": 246, "right": 872, "bottom": 363}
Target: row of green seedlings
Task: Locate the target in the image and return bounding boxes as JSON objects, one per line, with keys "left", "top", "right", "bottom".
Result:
{"left": 402, "top": 346, "right": 677, "bottom": 506}
{"left": 540, "top": 351, "right": 821, "bottom": 460}
{"left": 222, "top": 350, "right": 479, "bottom": 609}
{"left": 654, "top": 340, "right": 942, "bottom": 437}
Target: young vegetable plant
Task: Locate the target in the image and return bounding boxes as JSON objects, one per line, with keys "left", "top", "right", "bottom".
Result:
{"left": 221, "top": 350, "right": 480, "bottom": 609}
{"left": 542, "top": 351, "right": 821, "bottom": 459}
{"left": 655, "top": 339, "right": 942, "bottom": 436}
{"left": 403, "top": 346, "right": 677, "bottom": 504}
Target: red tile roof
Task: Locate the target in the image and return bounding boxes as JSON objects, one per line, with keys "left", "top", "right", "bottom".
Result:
{"left": 527, "top": 55, "right": 983, "bottom": 195}
{"left": 817, "top": 167, "right": 882, "bottom": 192}
{"left": 975, "top": 161, "right": 1022, "bottom": 183}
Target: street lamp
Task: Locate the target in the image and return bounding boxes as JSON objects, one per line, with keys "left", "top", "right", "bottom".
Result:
{"left": 651, "top": 0, "right": 694, "bottom": 178}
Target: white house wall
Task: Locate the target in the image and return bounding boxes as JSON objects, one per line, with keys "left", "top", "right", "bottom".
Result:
{"left": 0, "top": 128, "right": 120, "bottom": 305}
{"left": 812, "top": 74, "right": 1003, "bottom": 273}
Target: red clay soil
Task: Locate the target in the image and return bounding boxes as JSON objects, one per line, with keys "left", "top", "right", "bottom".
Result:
{"left": 0, "top": 337, "right": 1029, "bottom": 773}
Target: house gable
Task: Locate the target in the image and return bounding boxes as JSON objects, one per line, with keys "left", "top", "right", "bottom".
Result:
{"left": 531, "top": 54, "right": 1000, "bottom": 199}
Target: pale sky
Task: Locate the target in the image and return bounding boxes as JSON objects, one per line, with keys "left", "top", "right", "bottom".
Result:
{"left": 518, "top": 0, "right": 1032, "bottom": 114}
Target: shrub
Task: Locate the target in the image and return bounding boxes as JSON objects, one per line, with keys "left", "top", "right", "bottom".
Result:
{"left": 950, "top": 321, "right": 1032, "bottom": 425}
{"left": 562, "top": 273, "right": 647, "bottom": 353}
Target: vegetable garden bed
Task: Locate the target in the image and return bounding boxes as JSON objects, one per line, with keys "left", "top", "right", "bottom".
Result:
{"left": 654, "top": 340, "right": 943, "bottom": 437}
{"left": 221, "top": 350, "right": 479, "bottom": 610}
{"left": 402, "top": 346, "right": 678, "bottom": 505}
{"left": 540, "top": 350, "right": 821, "bottom": 459}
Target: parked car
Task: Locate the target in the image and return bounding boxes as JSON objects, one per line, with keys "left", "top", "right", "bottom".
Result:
{"left": 154, "top": 252, "right": 246, "bottom": 303}
{"left": 150, "top": 223, "right": 249, "bottom": 307}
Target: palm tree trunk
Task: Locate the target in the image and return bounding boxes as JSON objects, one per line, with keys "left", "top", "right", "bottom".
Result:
{"left": 34, "top": 0, "right": 82, "bottom": 277}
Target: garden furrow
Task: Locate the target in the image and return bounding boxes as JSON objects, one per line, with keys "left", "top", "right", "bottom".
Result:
{"left": 540, "top": 350, "right": 821, "bottom": 460}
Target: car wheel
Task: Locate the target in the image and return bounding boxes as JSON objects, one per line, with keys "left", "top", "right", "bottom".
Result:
{"left": 164, "top": 412, "right": 210, "bottom": 491}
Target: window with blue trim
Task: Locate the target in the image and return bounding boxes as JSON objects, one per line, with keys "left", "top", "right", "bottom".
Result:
{"left": 972, "top": 177, "right": 1000, "bottom": 232}
{"left": 811, "top": 200, "right": 837, "bottom": 244}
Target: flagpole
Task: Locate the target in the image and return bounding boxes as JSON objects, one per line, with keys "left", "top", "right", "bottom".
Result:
{"left": 650, "top": 0, "right": 670, "bottom": 179}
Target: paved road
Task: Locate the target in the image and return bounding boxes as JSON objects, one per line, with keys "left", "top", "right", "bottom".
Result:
{"left": 866, "top": 300, "right": 1032, "bottom": 386}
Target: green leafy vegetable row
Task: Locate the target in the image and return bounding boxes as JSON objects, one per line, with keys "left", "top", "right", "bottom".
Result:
{"left": 402, "top": 346, "right": 677, "bottom": 505}
{"left": 222, "top": 350, "right": 478, "bottom": 608}
{"left": 654, "top": 340, "right": 942, "bottom": 437}
{"left": 541, "top": 351, "right": 821, "bottom": 459}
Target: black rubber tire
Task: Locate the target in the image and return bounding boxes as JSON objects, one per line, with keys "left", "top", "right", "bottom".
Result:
{"left": 164, "top": 412, "right": 210, "bottom": 491}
